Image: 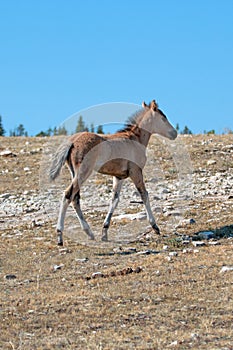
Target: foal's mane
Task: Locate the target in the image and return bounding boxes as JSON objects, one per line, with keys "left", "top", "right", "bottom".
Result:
{"left": 117, "top": 108, "right": 147, "bottom": 133}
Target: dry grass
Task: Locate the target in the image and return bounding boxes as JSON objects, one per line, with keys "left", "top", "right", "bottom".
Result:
{"left": 0, "top": 135, "right": 233, "bottom": 349}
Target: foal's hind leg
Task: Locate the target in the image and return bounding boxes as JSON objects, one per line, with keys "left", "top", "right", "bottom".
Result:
{"left": 72, "top": 192, "right": 94, "bottom": 240}
{"left": 129, "top": 166, "right": 160, "bottom": 235}
{"left": 56, "top": 185, "right": 73, "bottom": 245}
{"left": 102, "top": 176, "right": 123, "bottom": 241}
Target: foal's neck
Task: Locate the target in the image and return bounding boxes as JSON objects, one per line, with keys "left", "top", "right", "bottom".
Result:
{"left": 131, "top": 126, "right": 151, "bottom": 147}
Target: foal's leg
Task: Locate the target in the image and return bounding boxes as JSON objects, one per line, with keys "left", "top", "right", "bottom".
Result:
{"left": 129, "top": 167, "right": 160, "bottom": 234}
{"left": 56, "top": 185, "right": 73, "bottom": 246}
{"left": 102, "top": 176, "right": 123, "bottom": 241}
{"left": 72, "top": 191, "right": 94, "bottom": 240}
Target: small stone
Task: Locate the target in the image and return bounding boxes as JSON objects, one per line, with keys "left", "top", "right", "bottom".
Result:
{"left": 92, "top": 272, "right": 104, "bottom": 278}
{"left": 53, "top": 264, "right": 64, "bottom": 272}
{"left": 169, "top": 251, "right": 178, "bottom": 257}
{"left": 220, "top": 266, "right": 233, "bottom": 273}
{"left": 75, "top": 258, "right": 89, "bottom": 262}
{"left": 182, "top": 240, "right": 190, "bottom": 245}
{"left": 192, "top": 241, "right": 206, "bottom": 247}
{"left": 169, "top": 340, "right": 178, "bottom": 347}
{"left": 0, "top": 150, "right": 16, "bottom": 157}
{"left": 5, "top": 274, "right": 17, "bottom": 280}
{"left": 208, "top": 241, "right": 220, "bottom": 246}
{"left": 193, "top": 249, "right": 200, "bottom": 253}
{"left": 182, "top": 248, "right": 193, "bottom": 254}
{"left": 207, "top": 159, "right": 216, "bottom": 165}
{"left": 0, "top": 193, "right": 11, "bottom": 200}
{"left": 198, "top": 231, "right": 214, "bottom": 240}
{"left": 191, "top": 333, "right": 199, "bottom": 340}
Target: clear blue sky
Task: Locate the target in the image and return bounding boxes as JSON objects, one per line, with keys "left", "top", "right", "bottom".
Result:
{"left": 0, "top": 0, "right": 233, "bottom": 135}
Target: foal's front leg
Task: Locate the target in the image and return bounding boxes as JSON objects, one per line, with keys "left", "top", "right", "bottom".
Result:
{"left": 102, "top": 177, "right": 123, "bottom": 241}
{"left": 129, "top": 167, "right": 160, "bottom": 235}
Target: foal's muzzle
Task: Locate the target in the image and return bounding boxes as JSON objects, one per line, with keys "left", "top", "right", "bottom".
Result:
{"left": 169, "top": 129, "right": 178, "bottom": 140}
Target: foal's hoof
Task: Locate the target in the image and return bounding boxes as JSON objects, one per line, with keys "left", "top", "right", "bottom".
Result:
{"left": 152, "top": 223, "right": 160, "bottom": 235}
{"left": 57, "top": 230, "right": 63, "bottom": 246}
{"left": 101, "top": 235, "right": 108, "bottom": 242}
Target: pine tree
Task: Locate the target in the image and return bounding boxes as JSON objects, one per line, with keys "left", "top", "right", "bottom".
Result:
{"left": 90, "top": 123, "right": 95, "bottom": 133}
{"left": 0, "top": 115, "right": 5, "bottom": 136}
{"left": 75, "top": 116, "right": 85, "bottom": 133}
{"left": 181, "top": 126, "right": 192, "bottom": 135}
{"left": 16, "top": 124, "right": 26, "bottom": 136}
{"left": 53, "top": 127, "right": 58, "bottom": 136}
{"left": 57, "top": 126, "right": 68, "bottom": 135}
{"left": 97, "top": 125, "right": 104, "bottom": 134}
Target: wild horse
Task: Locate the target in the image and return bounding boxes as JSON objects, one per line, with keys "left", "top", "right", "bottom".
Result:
{"left": 49, "top": 100, "right": 177, "bottom": 245}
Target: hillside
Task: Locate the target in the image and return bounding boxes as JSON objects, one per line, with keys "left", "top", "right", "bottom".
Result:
{"left": 0, "top": 134, "right": 233, "bottom": 349}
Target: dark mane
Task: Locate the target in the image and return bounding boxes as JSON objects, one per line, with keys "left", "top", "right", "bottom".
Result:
{"left": 117, "top": 108, "right": 147, "bottom": 133}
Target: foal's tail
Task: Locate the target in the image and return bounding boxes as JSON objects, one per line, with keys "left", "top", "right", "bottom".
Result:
{"left": 49, "top": 140, "right": 73, "bottom": 181}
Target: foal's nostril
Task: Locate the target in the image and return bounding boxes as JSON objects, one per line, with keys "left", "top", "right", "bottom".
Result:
{"left": 169, "top": 129, "right": 178, "bottom": 140}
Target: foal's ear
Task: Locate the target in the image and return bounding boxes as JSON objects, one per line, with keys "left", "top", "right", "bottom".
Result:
{"left": 150, "top": 100, "right": 158, "bottom": 111}
{"left": 142, "top": 101, "right": 149, "bottom": 109}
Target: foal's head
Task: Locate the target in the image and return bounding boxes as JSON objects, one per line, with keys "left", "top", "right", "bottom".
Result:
{"left": 140, "top": 100, "right": 177, "bottom": 140}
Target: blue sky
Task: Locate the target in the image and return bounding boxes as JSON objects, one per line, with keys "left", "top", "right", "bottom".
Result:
{"left": 0, "top": 0, "right": 233, "bottom": 135}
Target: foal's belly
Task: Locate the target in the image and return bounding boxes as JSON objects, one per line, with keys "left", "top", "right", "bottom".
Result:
{"left": 97, "top": 159, "right": 129, "bottom": 179}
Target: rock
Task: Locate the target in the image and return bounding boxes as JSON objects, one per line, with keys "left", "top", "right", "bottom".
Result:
{"left": 220, "top": 266, "right": 233, "bottom": 273}
{"left": 135, "top": 249, "right": 159, "bottom": 256}
{"left": 0, "top": 193, "right": 11, "bottom": 200}
{"left": 169, "top": 251, "right": 178, "bottom": 257}
{"left": 92, "top": 272, "right": 104, "bottom": 278}
{"left": 182, "top": 240, "right": 190, "bottom": 245}
{"left": 198, "top": 231, "right": 214, "bottom": 240}
{"left": 53, "top": 264, "right": 64, "bottom": 272}
{"left": 5, "top": 274, "right": 17, "bottom": 280}
{"left": 0, "top": 150, "right": 16, "bottom": 157}
{"left": 192, "top": 241, "right": 206, "bottom": 247}
{"left": 207, "top": 159, "right": 217, "bottom": 165}
{"left": 208, "top": 241, "right": 220, "bottom": 246}
{"left": 75, "top": 258, "right": 89, "bottom": 263}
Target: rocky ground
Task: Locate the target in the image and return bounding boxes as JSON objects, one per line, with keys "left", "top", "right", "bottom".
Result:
{"left": 0, "top": 134, "right": 233, "bottom": 349}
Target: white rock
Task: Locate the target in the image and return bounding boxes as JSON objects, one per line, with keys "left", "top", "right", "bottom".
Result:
{"left": 207, "top": 159, "right": 216, "bottom": 165}
{"left": 220, "top": 266, "right": 233, "bottom": 273}
{"left": 0, "top": 150, "right": 16, "bottom": 157}
{"left": 169, "top": 251, "right": 178, "bottom": 256}
{"left": 92, "top": 272, "right": 104, "bottom": 278}
{"left": 192, "top": 241, "right": 205, "bottom": 247}
{"left": 53, "top": 264, "right": 64, "bottom": 271}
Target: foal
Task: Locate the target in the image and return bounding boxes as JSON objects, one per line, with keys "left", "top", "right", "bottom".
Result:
{"left": 49, "top": 100, "right": 177, "bottom": 245}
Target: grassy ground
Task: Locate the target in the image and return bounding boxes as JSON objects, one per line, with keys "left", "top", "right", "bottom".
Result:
{"left": 0, "top": 135, "right": 233, "bottom": 349}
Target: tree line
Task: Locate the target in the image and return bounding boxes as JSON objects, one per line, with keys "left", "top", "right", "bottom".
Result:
{"left": 0, "top": 115, "right": 232, "bottom": 137}
{"left": 0, "top": 115, "right": 104, "bottom": 137}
